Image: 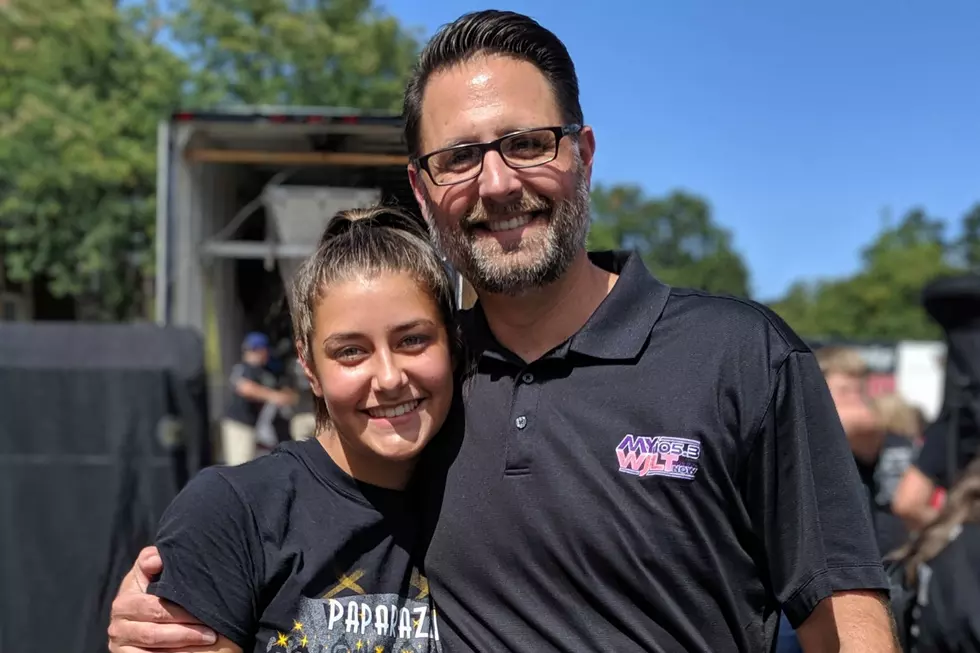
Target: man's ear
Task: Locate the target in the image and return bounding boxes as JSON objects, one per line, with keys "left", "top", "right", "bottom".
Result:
{"left": 408, "top": 164, "right": 430, "bottom": 221}
{"left": 577, "top": 125, "right": 596, "bottom": 190}
{"left": 296, "top": 340, "right": 322, "bottom": 397}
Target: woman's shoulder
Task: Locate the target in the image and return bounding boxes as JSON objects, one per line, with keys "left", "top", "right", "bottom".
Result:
{"left": 175, "top": 442, "right": 313, "bottom": 519}
{"left": 214, "top": 442, "right": 305, "bottom": 483}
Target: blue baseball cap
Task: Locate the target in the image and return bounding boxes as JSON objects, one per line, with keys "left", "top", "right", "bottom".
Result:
{"left": 242, "top": 332, "right": 270, "bottom": 351}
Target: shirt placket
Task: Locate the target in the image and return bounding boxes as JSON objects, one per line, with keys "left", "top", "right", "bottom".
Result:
{"left": 504, "top": 365, "right": 544, "bottom": 474}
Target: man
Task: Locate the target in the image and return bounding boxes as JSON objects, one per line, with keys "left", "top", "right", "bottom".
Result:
{"left": 108, "top": 10, "right": 897, "bottom": 652}
{"left": 221, "top": 332, "right": 297, "bottom": 465}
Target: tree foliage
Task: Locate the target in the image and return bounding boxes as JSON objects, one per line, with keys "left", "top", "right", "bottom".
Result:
{"left": 956, "top": 202, "right": 980, "bottom": 268}
{"left": 589, "top": 183, "right": 751, "bottom": 297}
{"left": 162, "top": 0, "right": 422, "bottom": 110}
{"left": 0, "top": 0, "right": 188, "bottom": 319}
{"left": 0, "top": 0, "right": 421, "bottom": 320}
{"left": 767, "top": 207, "right": 963, "bottom": 340}
{"left": 1, "top": 0, "right": 976, "bottom": 335}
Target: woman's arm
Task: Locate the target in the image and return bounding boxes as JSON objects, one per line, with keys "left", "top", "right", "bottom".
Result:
{"left": 145, "top": 467, "right": 264, "bottom": 651}
{"left": 108, "top": 548, "right": 220, "bottom": 653}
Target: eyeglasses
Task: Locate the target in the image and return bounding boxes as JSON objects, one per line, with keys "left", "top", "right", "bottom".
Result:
{"left": 413, "top": 124, "right": 582, "bottom": 187}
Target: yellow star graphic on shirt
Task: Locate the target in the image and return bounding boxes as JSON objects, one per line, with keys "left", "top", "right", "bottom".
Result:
{"left": 275, "top": 632, "right": 289, "bottom": 647}
{"left": 410, "top": 568, "right": 429, "bottom": 600}
{"left": 300, "top": 635, "right": 309, "bottom": 647}
{"left": 355, "top": 640, "right": 363, "bottom": 650}
{"left": 292, "top": 620, "right": 304, "bottom": 632}
{"left": 375, "top": 646, "right": 385, "bottom": 653}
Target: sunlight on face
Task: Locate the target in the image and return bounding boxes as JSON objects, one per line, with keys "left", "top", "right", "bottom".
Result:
{"left": 410, "top": 55, "right": 594, "bottom": 296}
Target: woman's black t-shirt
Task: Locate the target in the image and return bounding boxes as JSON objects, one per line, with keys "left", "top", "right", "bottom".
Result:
{"left": 916, "top": 522, "right": 980, "bottom": 653}
{"left": 147, "top": 438, "right": 442, "bottom": 652}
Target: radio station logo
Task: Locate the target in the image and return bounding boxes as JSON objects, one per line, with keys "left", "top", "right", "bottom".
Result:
{"left": 615, "top": 434, "right": 701, "bottom": 480}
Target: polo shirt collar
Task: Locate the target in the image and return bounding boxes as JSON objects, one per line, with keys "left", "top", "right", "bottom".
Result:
{"left": 463, "top": 250, "right": 670, "bottom": 363}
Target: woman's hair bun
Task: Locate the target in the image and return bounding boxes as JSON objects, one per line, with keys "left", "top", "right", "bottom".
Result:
{"left": 318, "top": 205, "right": 431, "bottom": 248}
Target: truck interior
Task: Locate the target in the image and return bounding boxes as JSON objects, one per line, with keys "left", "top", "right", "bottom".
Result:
{"left": 161, "top": 109, "right": 428, "bottom": 417}
{"left": 222, "top": 165, "right": 416, "bottom": 351}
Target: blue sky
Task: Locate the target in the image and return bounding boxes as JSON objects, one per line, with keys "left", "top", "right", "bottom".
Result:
{"left": 379, "top": 0, "right": 980, "bottom": 299}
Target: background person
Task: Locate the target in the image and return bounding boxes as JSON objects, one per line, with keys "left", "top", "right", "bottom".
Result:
{"left": 816, "top": 346, "right": 913, "bottom": 556}
{"left": 890, "top": 455, "right": 980, "bottom": 652}
{"left": 221, "top": 332, "right": 297, "bottom": 465}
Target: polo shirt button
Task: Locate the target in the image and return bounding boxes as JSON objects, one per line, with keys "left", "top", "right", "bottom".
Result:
{"left": 515, "top": 415, "right": 528, "bottom": 429}
{"left": 521, "top": 372, "right": 534, "bottom": 384}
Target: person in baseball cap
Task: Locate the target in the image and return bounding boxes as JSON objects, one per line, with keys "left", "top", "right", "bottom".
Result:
{"left": 221, "top": 331, "right": 295, "bottom": 465}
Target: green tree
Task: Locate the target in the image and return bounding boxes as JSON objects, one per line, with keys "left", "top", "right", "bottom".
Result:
{"left": 0, "top": 0, "right": 422, "bottom": 320}
{"left": 164, "top": 0, "right": 422, "bottom": 110}
{"left": 589, "top": 183, "right": 751, "bottom": 297}
{"left": 769, "top": 208, "right": 957, "bottom": 340}
{"left": 956, "top": 202, "right": 980, "bottom": 269}
{"left": 0, "top": 0, "right": 188, "bottom": 319}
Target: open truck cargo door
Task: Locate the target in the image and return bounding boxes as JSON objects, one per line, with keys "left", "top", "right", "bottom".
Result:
{"left": 155, "top": 107, "right": 469, "bottom": 420}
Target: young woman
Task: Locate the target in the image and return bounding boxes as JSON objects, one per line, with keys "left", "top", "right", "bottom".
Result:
{"left": 146, "top": 206, "right": 458, "bottom": 653}
{"left": 891, "top": 455, "right": 980, "bottom": 652}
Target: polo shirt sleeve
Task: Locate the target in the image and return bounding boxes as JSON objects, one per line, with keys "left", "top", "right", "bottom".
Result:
{"left": 742, "top": 349, "right": 889, "bottom": 628}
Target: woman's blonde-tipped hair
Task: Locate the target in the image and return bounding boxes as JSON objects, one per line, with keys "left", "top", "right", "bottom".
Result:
{"left": 871, "top": 393, "right": 924, "bottom": 441}
{"left": 290, "top": 204, "right": 458, "bottom": 433}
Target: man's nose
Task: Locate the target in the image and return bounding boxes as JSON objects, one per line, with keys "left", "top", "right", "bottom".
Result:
{"left": 477, "top": 151, "right": 523, "bottom": 205}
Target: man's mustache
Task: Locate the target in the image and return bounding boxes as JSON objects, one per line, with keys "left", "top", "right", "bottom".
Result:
{"left": 462, "top": 196, "right": 552, "bottom": 228}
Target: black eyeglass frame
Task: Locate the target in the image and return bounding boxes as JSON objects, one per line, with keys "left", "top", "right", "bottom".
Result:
{"left": 412, "top": 124, "right": 583, "bottom": 186}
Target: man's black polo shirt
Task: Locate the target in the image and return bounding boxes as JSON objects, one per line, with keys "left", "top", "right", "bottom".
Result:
{"left": 418, "top": 250, "right": 889, "bottom": 652}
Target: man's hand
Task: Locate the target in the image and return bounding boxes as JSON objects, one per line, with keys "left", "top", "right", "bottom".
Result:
{"left": 108, "top": 547, "right": 218, "bottom": 652}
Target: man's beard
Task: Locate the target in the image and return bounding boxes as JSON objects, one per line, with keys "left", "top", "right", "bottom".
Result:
{"left": 424, "top": 164, "right": 592, "bottom": 297}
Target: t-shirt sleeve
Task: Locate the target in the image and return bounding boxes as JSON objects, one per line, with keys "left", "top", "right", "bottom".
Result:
{"left": 742, "top": 349, "right": 890, "bottom": 628}
{"left": 147, "top": 467, "right": 263, "bottom": 649}
{"left": 231, "top": 362, "right": 264, "bottom": 386}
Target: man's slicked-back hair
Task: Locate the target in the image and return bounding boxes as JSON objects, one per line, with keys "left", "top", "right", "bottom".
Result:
{"left": 403, "top": 10, "right": 583, "bottom": 158}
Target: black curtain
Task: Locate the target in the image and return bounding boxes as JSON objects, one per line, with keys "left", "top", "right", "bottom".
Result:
{"left": 0, "top": 323, "right": 210, "bottom": 653}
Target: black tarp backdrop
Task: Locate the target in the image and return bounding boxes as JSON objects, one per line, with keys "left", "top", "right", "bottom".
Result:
{"left": 923, "top": 273, "right": 980, "bottom": 487}
{"left": 0, "top": 323, "right": 211, "bottom": 653}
